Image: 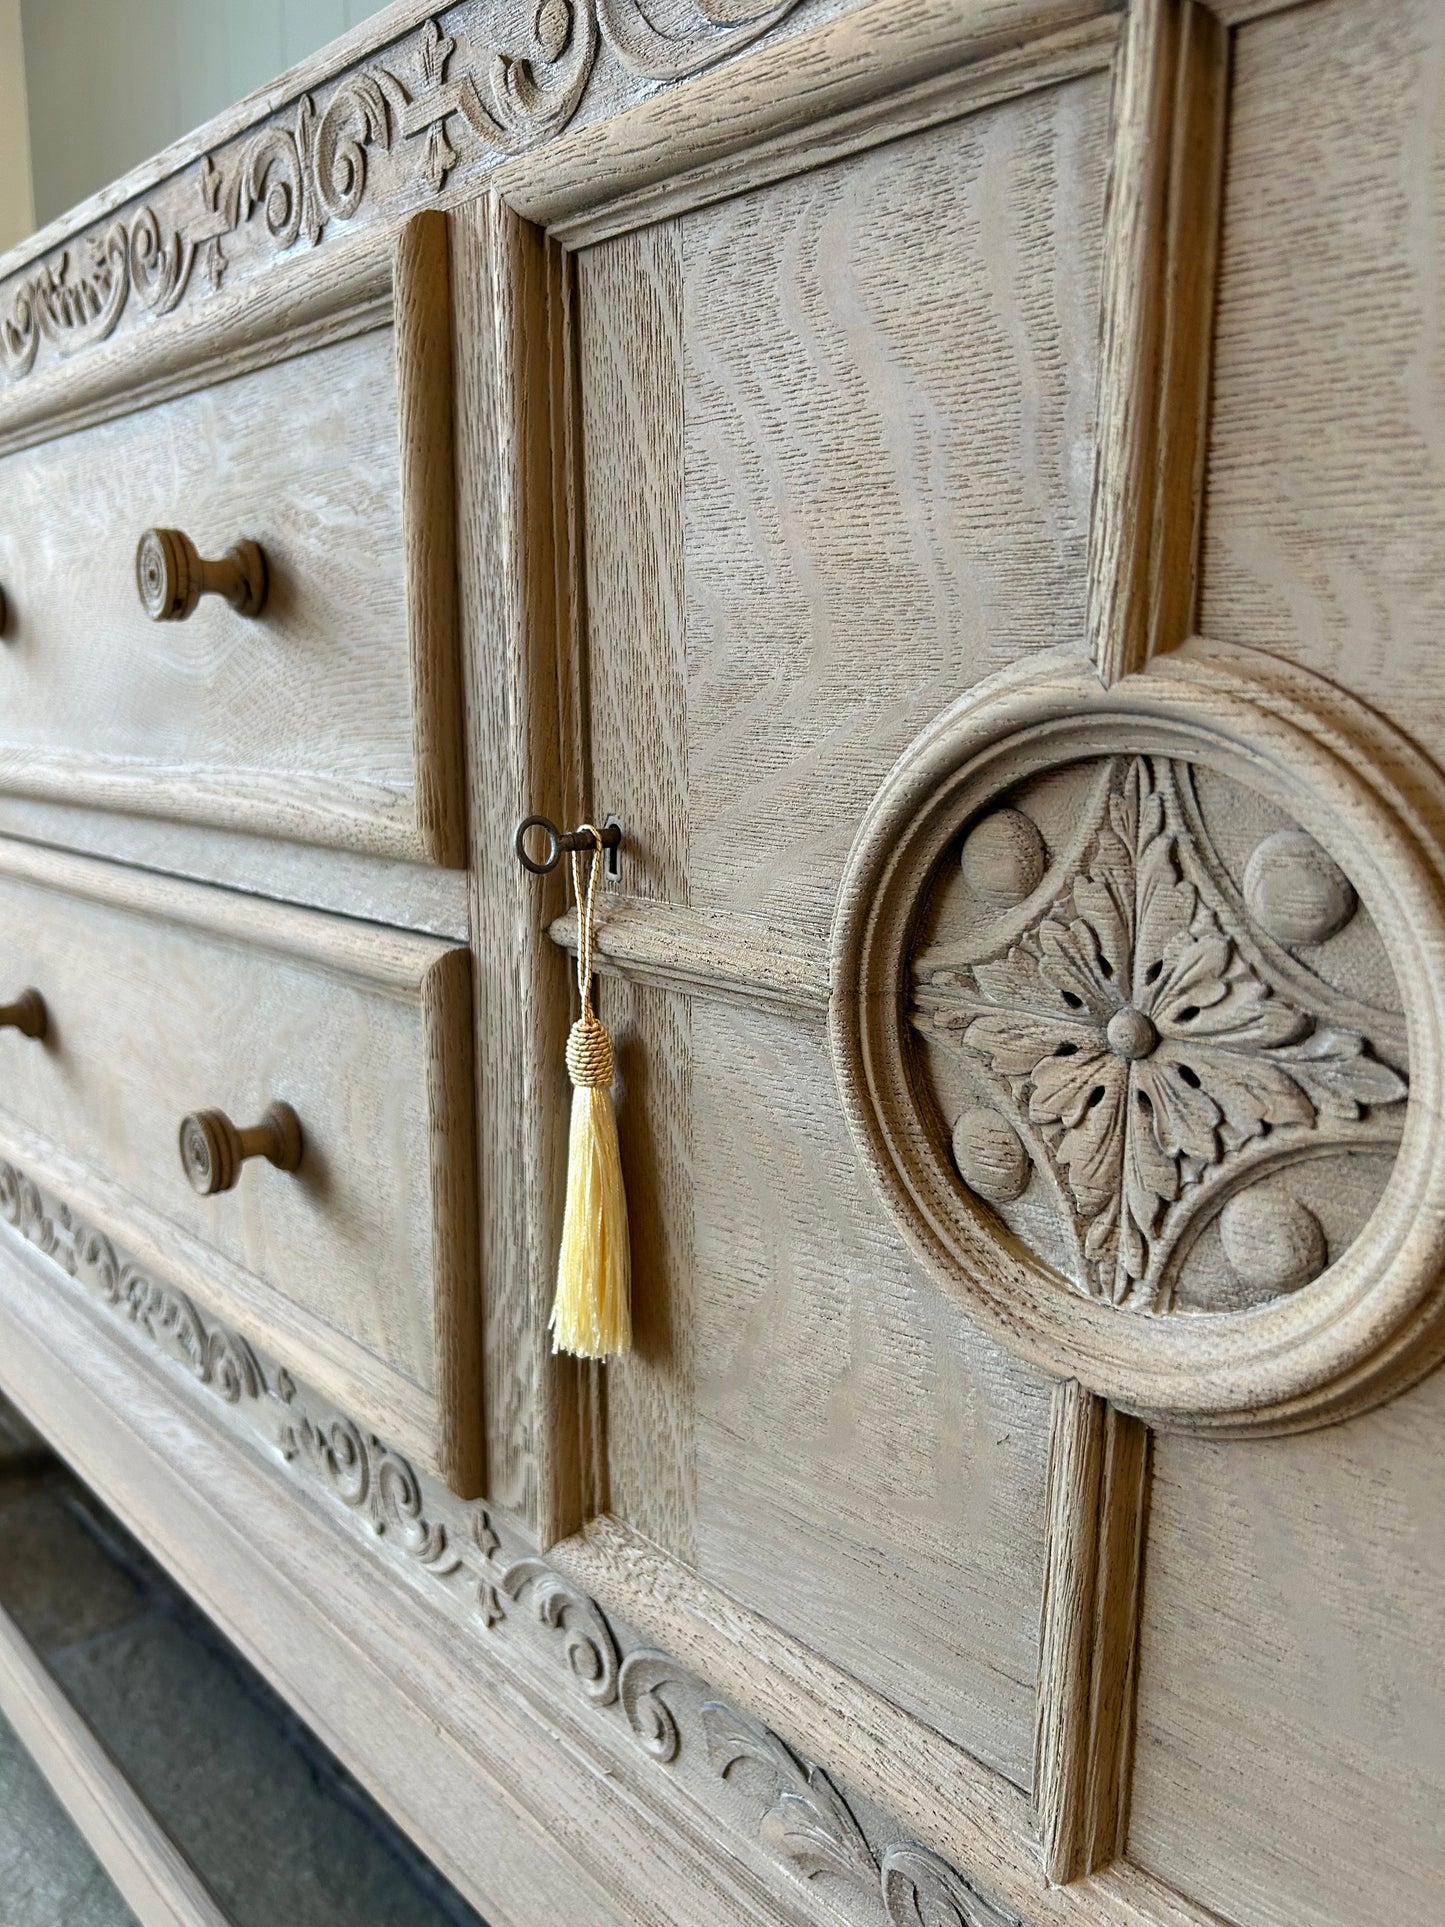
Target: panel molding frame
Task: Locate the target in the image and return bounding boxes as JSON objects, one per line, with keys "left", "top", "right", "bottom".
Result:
{"left": 0, "top": 214, "right": 466, "bottom": 870}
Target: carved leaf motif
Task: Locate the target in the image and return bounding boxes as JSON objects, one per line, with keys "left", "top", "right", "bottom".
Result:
{"left": 914, "top": 757, "right": 1408, "bottom": 1308}
{"left": 700, "top": 1704, "right": 878, "bottom": 1891}
{"left": 617, "top": 1649, "right": 685, "bottom": 1761}
{"left": 879, "top": 1847, "right": 1022, "bottom": 1927}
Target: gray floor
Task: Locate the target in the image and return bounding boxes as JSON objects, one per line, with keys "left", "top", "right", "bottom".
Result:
{"left": 0, "top": 1394, "right": 488, "bottom": 1927}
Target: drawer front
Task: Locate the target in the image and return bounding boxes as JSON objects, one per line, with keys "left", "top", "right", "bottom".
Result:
{"left": 0, "top": 218, "right": 462, "bottom": 868}
{"left": 0, "top": 840, "right": 478, "bottom": 1492}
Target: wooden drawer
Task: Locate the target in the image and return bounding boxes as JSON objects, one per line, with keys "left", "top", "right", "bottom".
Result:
{"left": 0, "top": 837, "right": 478, "bottom": 1492}
{"left": 0, "top": 217, "right": 462, "bottom": 868}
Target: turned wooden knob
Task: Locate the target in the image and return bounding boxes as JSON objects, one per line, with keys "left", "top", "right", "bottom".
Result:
{"left": 179, "top": 1101, "right": 302, "bottom": 1195}
{"left": 136, "top": 527, "right": 268, "bottom": 622}
{"left": 0, "top": 989, "right": 46, "bottom": 1039}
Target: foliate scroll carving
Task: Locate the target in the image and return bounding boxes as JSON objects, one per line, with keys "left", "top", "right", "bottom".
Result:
{"left": 0, "top": 0, "right": 802, "bottom": 381}
{"left": 831, "top": 646, "right": 1445, "bottom": 1431}
{"left": 913, "top": 755, "right": 1407, "bottom": 1312}
{"left": 0, "top": 1176, "right": 1013, "bottom": 1927}
{"left": 702, "top": 1705, "right": 1021, "bottom": 1926}
{"left": 0, "top": 1160, "right": 262, "bottom": 1401}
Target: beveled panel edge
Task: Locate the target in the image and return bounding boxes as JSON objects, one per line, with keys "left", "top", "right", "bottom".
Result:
{"left": 518, "top": 4, "right": 1123, "bottom": 250}
{"left": 0, "top": 831, "right": 459, "bottom": 995}
{"left": 0, "top": 794, "right": 471, "bottom": 941}
{"left": 0, "top": 1163, "right": 1228, "bottom": 1927}
{"left": 0, "top": 753, "right": 430, "bottom": 871}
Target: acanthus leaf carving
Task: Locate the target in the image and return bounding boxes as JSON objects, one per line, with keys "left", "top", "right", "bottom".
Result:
{"left": 0, "top": 1154, "right": 1017, "bottom": 1927}
{"left": 914, "top": 757, "right": 1408, "bottom": 1311}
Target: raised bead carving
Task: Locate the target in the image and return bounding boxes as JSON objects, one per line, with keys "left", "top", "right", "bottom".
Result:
{"left": 136, "top": 527, "right": 268, "bottom": 621}
{"left": 914, "top": 757, "right": 1406, "bottom": 1313}
{"left": 1244, "top": 826, "right": 1357, "bottom": 945}
{"left": 1219, "top": 1190, "right": 1327, "bottom": 1297}
{"left": 960, "top": 806, "right": 1046, "bottom": 907}
{"left": 951, "top": 1107, "right": 1030, "bottom": 1204}
{"left": 179, "top": 1101, "right": 303, "bottom": 1196}
{"left": 0, "top": 990, "right": 46, "bottom": 1040}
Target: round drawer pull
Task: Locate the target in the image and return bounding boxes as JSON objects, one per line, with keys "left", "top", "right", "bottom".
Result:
{"left": 136, "top": 527, "right": 268, "bottom": 622}
{"left": 0, "top": 990, "right": 46, "bottom": 1039}
{"left": 179, "top": 1101, "right": 302, "bottom": 1196}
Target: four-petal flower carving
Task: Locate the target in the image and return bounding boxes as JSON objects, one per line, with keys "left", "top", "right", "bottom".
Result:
{"left": 914, "top": 761, "right": 1407, "bottom": 1308}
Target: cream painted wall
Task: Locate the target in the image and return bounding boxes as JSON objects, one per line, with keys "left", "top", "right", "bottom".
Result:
{"left": 0, "top": 0, "right": 35, "bottom": 253}
{"left": 20, "top": 0, "right": 380, "bottom": 231}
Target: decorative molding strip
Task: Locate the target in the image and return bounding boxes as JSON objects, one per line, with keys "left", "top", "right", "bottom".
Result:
{"left": 1033, "top": 1382, "right": 1150, "bottom": 1883}
{"left": 549, "top": 897, "right": 829, "bottom": 1012}
{"left": 0, "top": 1154, "right": 1014, "bottom": 1927}
{"left": 0, "top": 2, "right": 800, "bottom": 384}
{"left": 0, "top": 1159, "right": 263, "bottom": 1406}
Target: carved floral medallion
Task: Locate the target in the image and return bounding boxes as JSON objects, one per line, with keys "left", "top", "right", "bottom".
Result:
{"left": 829, "top": 649, "right": 1445, "bottom": 1430}
{"left": 912, "top": 756, "right": 1407, "bottom": 1314}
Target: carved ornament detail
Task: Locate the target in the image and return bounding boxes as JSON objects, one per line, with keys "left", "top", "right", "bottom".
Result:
{"left": 1, "top": 1, "right": 799, "bottom": 381}
{"left": 0, "top": 1160, "right": 262, "bottom": 1402}
{"left": 0, "top": 1162, "right": 1008, "bottom": 1927}
{"left": 914, "top": 757, "right": 1407, "bottom": 1312}
{"left": 830, "top": 648, "right": 1445, "bottom": 1430}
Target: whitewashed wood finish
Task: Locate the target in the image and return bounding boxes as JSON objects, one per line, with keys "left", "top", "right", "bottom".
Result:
{"left": 680, "top": 75, "right": 1109, "bottom": 930}
{"left": 0, "top": 215, "right": 464, "bottom": 870}
{"left": 1130, "top": 1366, "right": 1445, "bottom": 1927}
{"left": 0, "top": 794, "right": 470, "bottom": 940}
{"left": 453, "top": 191, "right": 590, "bottom": 1538}
{"left": 1034, "top": 1383, "right": 1150, "bottom": 1882}
{"left": 494, "top": 0, "right": 1122, "bottom": 237}
{"left": 1086, "top": 0, "right": 1228, "bottom": 683}
{"left": 1200, "top": 0, "right": 1445, "bottom": 756}
{"left": 0, "top": 1603, "right": 233, "bottom": 1927}
{"left": 4, "top": 3, "right": 1444, "bottom": 1927}
{"left": 690, "top": 999, "right": 1053, "bottom": 1786}
{"left": 0, "top": 835, "right": 479, "bottom": 1490}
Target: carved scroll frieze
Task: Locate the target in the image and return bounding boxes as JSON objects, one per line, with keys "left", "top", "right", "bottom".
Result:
{"left": 0, "top": 1162, "right": 1007, "bottom": 1927}
{"left": 831, "top": 646, "right": 1445, "bottom": 1431}
{"left": 913, "top": 754, "right": 1407, "bottom": 1313}
{"left": 0, "top": 0, "right": 801, "bottom": 382}
{"left": 0, "top": 1159, "right": 263, "bottom": 1402}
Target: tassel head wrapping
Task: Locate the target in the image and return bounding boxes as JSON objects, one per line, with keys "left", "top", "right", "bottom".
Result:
{"left": 549, "top": 836, "right": 632, "bottom": 1359}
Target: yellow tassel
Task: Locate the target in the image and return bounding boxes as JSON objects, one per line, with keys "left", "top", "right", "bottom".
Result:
{"left": 549, "top": 834, "right": 632, "bottom": 1359}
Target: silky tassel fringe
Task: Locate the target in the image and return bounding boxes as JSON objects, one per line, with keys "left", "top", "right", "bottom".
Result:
{"left": 550, "top": 1010, "right": 631, "bottom": 1359}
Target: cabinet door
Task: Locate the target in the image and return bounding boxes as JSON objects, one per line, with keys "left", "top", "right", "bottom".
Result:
{"left": 457, "top": 2, "right": 1445, "bottom": 1923}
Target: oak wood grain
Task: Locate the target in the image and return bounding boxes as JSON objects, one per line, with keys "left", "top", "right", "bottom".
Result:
{"left": 680, "top": 80, "right": 1109, "bottom": 928}
{"left": 1130, "top": 1364, "right": 1445, "bottom": 1927}
{"left": 689, "top": 999, "right": 1054, "bottom": 1788}
{"left": 0, "top": 835, "right": 479, "bottom": 1487}
{"left": 1199, "top": 0, "right": 1445, "bottom": 754}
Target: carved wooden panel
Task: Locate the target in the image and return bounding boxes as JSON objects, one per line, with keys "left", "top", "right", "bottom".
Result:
{"left": 831, "top": 647, "right": 1445, "bottom": 1432}
{"left": 567, "top": 68, "right": 1115, "bottom": 1792}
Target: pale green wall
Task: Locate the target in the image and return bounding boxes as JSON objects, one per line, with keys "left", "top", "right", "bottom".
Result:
{"left": 22, "top": 0, "right": 381, "bottom": 230}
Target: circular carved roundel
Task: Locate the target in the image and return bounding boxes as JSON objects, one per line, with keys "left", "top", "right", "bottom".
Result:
{"left": 829, "top": 643, "right": 1445, "bottom": 1433}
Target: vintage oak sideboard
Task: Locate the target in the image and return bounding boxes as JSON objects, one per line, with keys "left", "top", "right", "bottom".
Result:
{"left": 0, "top": 1, "right": 1441, "bottom": 1922}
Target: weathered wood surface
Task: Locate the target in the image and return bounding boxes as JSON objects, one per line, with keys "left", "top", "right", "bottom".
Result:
{"left": 1131, "top": 1364, "right": 1445, "bottom": 1927}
